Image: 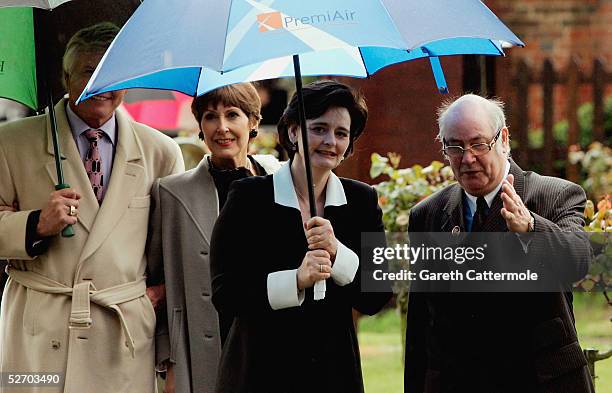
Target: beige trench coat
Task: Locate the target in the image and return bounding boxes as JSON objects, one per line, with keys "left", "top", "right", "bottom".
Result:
{"left": 0, "top": 99, "right": 184, "bottom": 393}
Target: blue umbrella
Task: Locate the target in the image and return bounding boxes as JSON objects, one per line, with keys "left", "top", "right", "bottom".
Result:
{"left": 80, "top": 0, "right": 523, "bottom": 218}
{"left": 80, "top": 38, "right": 505, "bottom": 99}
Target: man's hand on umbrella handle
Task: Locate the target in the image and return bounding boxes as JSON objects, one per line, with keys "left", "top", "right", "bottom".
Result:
{"left": 305, "top": 217, "right": 338, "bottom": 262}
{"left": 37, "top": 189, "right": 81, "bottom": 237}
{"left": 297, "top": 249, "right": 332, "bottom": 290}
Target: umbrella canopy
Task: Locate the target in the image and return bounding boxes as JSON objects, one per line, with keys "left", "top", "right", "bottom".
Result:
{"left": 80, "top": 0, "right": 523, "bottom": 100}
{"left": 81, "top": 38, "right": 506, "bottom": 101}
{"left": 82, "top": 0, "right": 522, "bottom": 76}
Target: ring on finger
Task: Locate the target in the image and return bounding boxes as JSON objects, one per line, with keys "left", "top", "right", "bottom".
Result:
{"left": 69, "top": 205, "right": 76, "bottom": 216}
{"left": 319, "top": 264, "right": 323, "bottom": 273}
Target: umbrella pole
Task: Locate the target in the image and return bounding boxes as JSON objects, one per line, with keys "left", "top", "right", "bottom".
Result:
{"left": 37, "top": 10, "right": 74, "bottom": 237}
{"left": 292, "top": 55, "right": 317, "bottom": 219}
{"left": 45, "top": 79, "right": 75, "bottom": 238}
{"left": 293, "top": 55, "right": 325, "bottom": 301}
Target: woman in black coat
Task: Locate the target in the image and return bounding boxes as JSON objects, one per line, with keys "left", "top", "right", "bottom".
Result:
{"left": 210, "top": 80, "right": 391, "bottom": 393}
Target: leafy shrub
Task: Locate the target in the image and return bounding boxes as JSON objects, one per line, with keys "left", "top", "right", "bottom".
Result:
{"left": 370, "top": 153, "right": 455, "bottom": 317}
{"left": 575, "top": 195, "right": 611, "bottom": 304}
{"left": 370, "top": 153, "right": 455, "bottom": 233}
{"left": 528, "top": 97, "right": 612, "bottom": 149}
{"left": 568, "top": 142, "right": 612, "bottom": 201}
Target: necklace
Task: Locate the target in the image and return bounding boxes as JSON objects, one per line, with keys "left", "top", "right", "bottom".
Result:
{"left": 295, "top": 186, "right": 309, "bottom": 203}
{"left": 209, "top": 156, "right": 254, "bottom": 174}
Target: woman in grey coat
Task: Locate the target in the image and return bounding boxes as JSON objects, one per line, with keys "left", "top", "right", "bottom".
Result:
{"left": 146, "top": 83, "right": 281, "bottom": 393}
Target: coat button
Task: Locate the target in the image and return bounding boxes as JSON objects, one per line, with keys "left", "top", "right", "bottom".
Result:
{"left": 202, "top": 292, "right": 210, "bottom": 298}
{"left": 200, "top": 251, "right": 208, "bottom": 255}
{"left": 51, "top": 340, "right": 61, "bottom": 350}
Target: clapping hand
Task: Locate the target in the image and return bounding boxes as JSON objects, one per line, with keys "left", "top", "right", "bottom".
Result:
{"left": 500, "top": 174, "right": 531, "bottom": 233}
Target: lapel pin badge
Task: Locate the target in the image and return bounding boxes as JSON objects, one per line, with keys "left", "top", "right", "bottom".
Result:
{"left": 451, "top": 226, "right": 461, "bottom": 236}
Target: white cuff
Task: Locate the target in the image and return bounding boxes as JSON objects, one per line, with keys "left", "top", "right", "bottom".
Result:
{"left": 331, "top": 240, "right": 359, "bottom": 286}
{"left": 267, "top": 269, "right": 305, "bottom": 310}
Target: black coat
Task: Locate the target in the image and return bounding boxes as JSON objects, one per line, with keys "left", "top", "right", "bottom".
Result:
{"left": 210, "top": 172, "right": 391, "bottom": 393}
{"left": 404, "top": 160, "right": 594, "bottom": 393}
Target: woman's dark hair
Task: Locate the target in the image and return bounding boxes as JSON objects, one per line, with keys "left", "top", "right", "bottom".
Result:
{"left": 277, "top": 80, "right": 368, "bottom": 158}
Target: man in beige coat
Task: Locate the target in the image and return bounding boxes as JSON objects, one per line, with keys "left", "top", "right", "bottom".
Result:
{"left": 0, "top": 23, "right": 184, "bottom": 393}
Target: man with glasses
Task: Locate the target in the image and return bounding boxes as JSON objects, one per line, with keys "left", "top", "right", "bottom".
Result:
{"left": 404, "top": 94, "right": 593, "bottom": 393}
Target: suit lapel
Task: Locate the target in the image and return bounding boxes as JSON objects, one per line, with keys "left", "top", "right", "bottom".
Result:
{"left": 44, "top": 99, "right": 98, "bottom": 232}
{"left": 79, "top": 110, "right": 143, "bottom": 263}
{"left": 442, "top": 184, "right": 466, "bottom": 233}
{"left": 171, "top": 158, "right": 219, "bottom": 245}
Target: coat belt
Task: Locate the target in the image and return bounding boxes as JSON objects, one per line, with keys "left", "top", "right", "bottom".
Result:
{"left": 7, "top": 267, "right": 146, "bottom": 357}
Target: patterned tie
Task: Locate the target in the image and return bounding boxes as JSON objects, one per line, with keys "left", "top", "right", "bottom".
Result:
{"left": 84, "top": 130, "right": 104, "bottom": 204}
{"left": 471, "top": 196, "right": 488, "bottom": 232}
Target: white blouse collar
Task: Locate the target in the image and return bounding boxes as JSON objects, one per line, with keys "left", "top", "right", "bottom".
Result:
{"left": 272, "top": 161, "right": 347, "bottom": 211}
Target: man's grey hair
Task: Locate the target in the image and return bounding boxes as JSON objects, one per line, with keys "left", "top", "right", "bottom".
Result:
{"left": 436, "top": 94, "right": 509, "bottom": 157}
{"left": 62, "top": 22, "right": 119, "bottom": 89}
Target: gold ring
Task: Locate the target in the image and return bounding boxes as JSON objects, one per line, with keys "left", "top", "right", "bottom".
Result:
{"left": 320, "top": 264, "right": 323, "bottom": 273}
{"left": 69, "top": 205, "right": 76, "bottom": 216}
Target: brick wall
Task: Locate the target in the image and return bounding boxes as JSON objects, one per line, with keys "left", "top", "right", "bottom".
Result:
{"left": 488, "top": 0, "right": 612, "bottom": 128}
{"left": 335, "top": 58, "right": 462, "bottom": 183}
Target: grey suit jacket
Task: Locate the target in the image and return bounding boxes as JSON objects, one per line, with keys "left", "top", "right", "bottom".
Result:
{"left": 146, "top": 155, "right": 280, "bottom": 393}
{"left": 404, "top": 160, "right": 594, "bottom": 393}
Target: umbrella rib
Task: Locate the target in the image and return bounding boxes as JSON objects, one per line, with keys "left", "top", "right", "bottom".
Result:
{"left": 219, "top": 0, "right": 234, "bottom": 72}
{"left": 358, "top": 48, "right": 370, "bottom": 79}
{"left": 195, "top": 66, "right": 203, "bottom": 96}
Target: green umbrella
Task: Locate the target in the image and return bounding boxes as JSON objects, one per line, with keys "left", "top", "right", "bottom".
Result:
{"left": 0, "top": 1, "right": 140, "bottom": 236}
{"left": 0, "top": 8, "right": 37, "bottom": 110}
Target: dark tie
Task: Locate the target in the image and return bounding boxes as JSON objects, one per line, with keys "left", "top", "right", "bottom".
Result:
{"left": 471, "top": 196, "right": 488, "bottom": 232}
{"left": 84, "top": 129, "right": 104, "bottom": 204}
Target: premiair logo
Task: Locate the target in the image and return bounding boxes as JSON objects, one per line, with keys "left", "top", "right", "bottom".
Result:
{"left": 257, "top": 12, "right": 283, "bottom": 32}
{"left": 257, "top": 9, "right": 357, "bottom": 32}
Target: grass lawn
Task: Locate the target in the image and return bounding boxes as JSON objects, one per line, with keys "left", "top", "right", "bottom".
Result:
{"left": 358, "top": 293, "right": 612, "bottom": 393}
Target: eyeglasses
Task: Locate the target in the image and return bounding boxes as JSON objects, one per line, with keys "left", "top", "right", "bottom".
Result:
{"left": 442, "top": 128, "right": 502, "bottom": 159}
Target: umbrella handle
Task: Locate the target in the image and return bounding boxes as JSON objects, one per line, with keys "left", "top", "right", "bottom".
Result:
{"left": 55, "top": 183, "right": 74, "bottom": 238}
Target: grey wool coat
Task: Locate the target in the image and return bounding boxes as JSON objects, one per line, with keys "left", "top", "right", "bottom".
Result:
{"left": 146, "top": 154, "right": 281, "bottom": 393}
